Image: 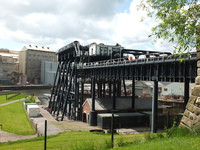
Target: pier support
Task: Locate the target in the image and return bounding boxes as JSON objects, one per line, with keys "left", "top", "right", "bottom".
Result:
{"left": 131, "top": 77, "right": 135, "bottom": 111}
{"left": 89, "top": 77, "right": 97, "bottom": 126}
{"left": 151, "top": 80, "right": 158, "bottom": 133}
{"left": 184, "top": 78, "right": 189, "bottom": 109}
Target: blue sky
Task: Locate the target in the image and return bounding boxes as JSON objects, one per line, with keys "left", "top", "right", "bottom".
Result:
{"left": 0, "top": 0, "right": 174, "bottom": 52}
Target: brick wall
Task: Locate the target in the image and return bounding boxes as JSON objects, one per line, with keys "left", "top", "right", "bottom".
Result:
{"left": 82, "top": 101, "right": 91, "bottom": 123}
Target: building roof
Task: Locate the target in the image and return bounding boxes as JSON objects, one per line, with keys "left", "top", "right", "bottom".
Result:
{"left": 83, "top": 97, "right": 163, "bottom": 111}
{"left": 139, "top": 81, "right": 164, "bottom": 88}
{"left": 21, "top": 45, "right": 54, "bottom": 52}
{"left": 0, "top": 49, "right": 19, "bottom": 57}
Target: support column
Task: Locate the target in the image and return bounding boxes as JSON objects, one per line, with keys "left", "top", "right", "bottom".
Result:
{"left": 80, "top": 80, "right": 84, "bottom": 121}
{"left": 184, "top": 78, "right": 189, "bottom": 109}
{"left": 112, "top": 80, "right": 116, "bottom": 110}
{"left": 108, "top": 81, "right": 112, "bottom": 98}
{"left": 98, "top": 80, "right": 103, "bottom": 98}
{"left": 75, "top": 82, "right": 79, "bottom": 120}
{"left": 123, "top": 78, "right": 127, "bottom": 97}
{"left": 117, "top": 80, "right": 121, "bottom": 97}
{"left": 103, "top": 80, "right": 106, "bottom": 98}
{"left": 49, "top": 62, "right": 60, "bottom": 109}
{"left": 151, "top": 80, "right": 158, "bottom": 133}
{"left": 89, "top": 77, "right": 97, "bottom": 126}
{"left": 131, "top": 77, "right": 135, "bottom": 111}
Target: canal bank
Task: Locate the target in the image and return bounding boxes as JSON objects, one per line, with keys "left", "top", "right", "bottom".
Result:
{"left": 0, "top": 85, "right": 52, "bottom": 91}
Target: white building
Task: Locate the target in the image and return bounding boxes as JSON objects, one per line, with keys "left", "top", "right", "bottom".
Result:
{"left": 125, "top": 80, "right": 163, "bottom": 96}
{"left": 162, "top": 82, "right": 195, "bottom": 96}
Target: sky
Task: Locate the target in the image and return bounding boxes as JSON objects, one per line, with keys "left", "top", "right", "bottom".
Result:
{"left": 0, "top": 0, "right": 175, "bottom": 52}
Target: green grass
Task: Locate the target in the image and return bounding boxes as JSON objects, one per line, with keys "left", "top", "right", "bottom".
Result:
{"left": 0, "top": 94, "right": 28, "bottom": 104}
{"left": 0, "top": 101, "right": 35, "bottom": 135}
{"left": 0, "top": 130, "right": 199, "bottom": 150}
{"left": 115, "top": 136, "right": 200, "bottom": 150}
{"left": 0, "top": 131, "right": 143, "bottom": 150}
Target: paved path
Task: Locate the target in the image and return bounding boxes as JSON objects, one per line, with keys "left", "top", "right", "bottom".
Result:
{"left": 0, "top": 131, "right": 37, "bottom": 143}
{"left": 0, "top": 98, "right": 25, "bottom": 106}
{"left": 32, "top": 105, "right": 63, "bottom": 136}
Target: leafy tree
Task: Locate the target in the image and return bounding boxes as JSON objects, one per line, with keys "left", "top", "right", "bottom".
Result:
{"left": 139, "top": 0, "right": 200, "bottom": 56}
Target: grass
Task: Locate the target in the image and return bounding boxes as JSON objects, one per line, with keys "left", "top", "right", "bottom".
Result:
{"left": 0, "top": 93, "right": 28, "bottom": 104}
{"left": 0, "top": 101, "right": 35, "bottom": 135}
{"left": 0, "top": 131, "right": 144, "bottom": 150}
{"left": 0, "top": 127, "right": 200, "bottom": 150}
{"left": 0, "top": 93, "right": 199, "bottom": 149}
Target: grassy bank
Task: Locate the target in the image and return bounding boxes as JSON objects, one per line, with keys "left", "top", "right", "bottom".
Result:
{"left": 0, "top": 101, "right": 35, "bottom": 135}
{"left": 0, "top": 127, "right": 200, "bottom": 150}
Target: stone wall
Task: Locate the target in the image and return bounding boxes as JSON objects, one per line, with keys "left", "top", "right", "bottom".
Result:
{"left": 180, "top": 27, "right": 200, "bottom": 129}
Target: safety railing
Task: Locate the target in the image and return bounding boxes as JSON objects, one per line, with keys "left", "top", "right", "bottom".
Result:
{"left": 78, "top": 54, "right": 197, "bottom": 69}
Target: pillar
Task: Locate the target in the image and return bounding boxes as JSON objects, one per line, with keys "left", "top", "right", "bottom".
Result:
{"left": 151, "top": 80, "right": 158, "bottom": 133}
{"left": 89, "top": 77, "right": 97, "bottom": 126}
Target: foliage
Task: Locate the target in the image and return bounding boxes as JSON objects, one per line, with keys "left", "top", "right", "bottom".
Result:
{"left": 167, "top": 124, "right": 200, "bottom": 137}
{"left": 143, "top": 132, "right": 165, "bottom": 141}
{"left": 0, "top": 101, "right": 35, "bottom": 135}
{"left": 139, "top": 0, "right": 200, "bottom": 55}
{"left": 24, "top": 96, "right": 36, "bottom": 103}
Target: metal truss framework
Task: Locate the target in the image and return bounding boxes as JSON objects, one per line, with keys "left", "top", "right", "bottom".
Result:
{"left": 48, "top": 41, "right": 197, "bottom": 131}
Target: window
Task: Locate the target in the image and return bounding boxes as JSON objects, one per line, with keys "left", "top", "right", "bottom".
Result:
{"left": 164, "top": 88, "right": 168, "bottom": 91}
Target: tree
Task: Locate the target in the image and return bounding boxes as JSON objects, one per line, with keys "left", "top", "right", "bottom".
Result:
{"left": 139, "top": 0, "right": 200, "bottom": 56}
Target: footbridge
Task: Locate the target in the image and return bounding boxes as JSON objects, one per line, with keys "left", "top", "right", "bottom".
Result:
{"left": 48, "top": 41, "right": 197, "bottom": 132}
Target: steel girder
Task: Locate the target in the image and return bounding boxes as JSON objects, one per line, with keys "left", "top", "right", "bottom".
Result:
{"left": 81, "top": 59, "right": 197, "bottom": 83}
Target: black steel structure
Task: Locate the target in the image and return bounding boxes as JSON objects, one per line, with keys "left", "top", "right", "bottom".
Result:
{"left": 48, "top": 41, "right": 197, "bottom": 131}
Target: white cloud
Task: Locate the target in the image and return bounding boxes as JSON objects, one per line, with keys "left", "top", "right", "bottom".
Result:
{"left": 0, "top": 0, "right": 175, "bottom": 52}
{"left": 111, "top": 0, "right": 159, "bottom": 49}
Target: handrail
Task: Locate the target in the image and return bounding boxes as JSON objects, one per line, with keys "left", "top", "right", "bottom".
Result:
{"left": 77, "top": 55, "right": 197, "bottom": 69}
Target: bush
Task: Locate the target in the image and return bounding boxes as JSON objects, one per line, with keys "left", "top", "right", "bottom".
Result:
{"left": 143, "top": 132, "right": 165, "bottom": 142}
{"left": 24, "top": 97, "right": 36, "bottom": 103}
{"left": 166, "top": 125, "right": 200, "bottom": 137}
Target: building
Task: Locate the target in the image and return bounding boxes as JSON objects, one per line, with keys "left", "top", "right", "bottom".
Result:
{"left": 82, "top": 97, "right": 164, "bottom": 129}
{"left": 0, "top": 48, "right": 19, "bottom": 84}
{"left": 19, "top": 45, "right": 57, "bottom": 84}
{"left": 125, "top": 80, "right": 163, "bottom": 97}
{"left": 162, "top": 82, "right": 195, "bottom": 98}
{"left": 41, "top": 61, "right": 58, "bottom": 85}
